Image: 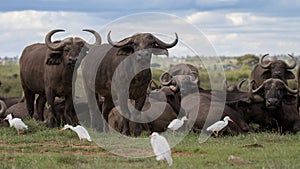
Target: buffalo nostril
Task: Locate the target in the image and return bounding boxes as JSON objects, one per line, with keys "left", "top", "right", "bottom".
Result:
{"left": 267, "top": 98, "right": 279, "bottom": 105}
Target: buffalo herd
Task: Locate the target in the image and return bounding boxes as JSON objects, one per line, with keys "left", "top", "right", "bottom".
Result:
{"left": 0, "top": 29, "right": 300, "bottom": 136}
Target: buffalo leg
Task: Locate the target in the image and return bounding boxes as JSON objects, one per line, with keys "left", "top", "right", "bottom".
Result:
{"left": 85, "top": 87, "right": 103, "bottom": 131}
{"left": 133, "top": 96, "right": 147, "bottom": 137}
{"left": 36, "top": 94, "right": 46, "bottom": 121}
{"left": 64, "top": 95, "right": 79, "bottom": 125}
{"left": 23, "top": 89, "right": 35, "bottom": 118}
{"left": 46, "top": 90, "right": 59, "bottom": 127}
{"left": 102, "top": 96, "right": 115, "bottom": 133}
{"left": 118, "top": 95, "right": 131, "bottom": 136}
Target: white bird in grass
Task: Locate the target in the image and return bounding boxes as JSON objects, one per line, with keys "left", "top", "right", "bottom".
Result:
{"left": 168, "top": 116, "right": 188, "bottom": 134}
{"left": 61, "top": 124, "right": 92, "bottom": 142}
{"left": 150, "top": 132, "right": 172, "bottom": 166}
{"left": 206, "top": 116, "right": 233, "bottom": 137}
{"left": 4, "top": 114, "right": 28, "bottom": 135}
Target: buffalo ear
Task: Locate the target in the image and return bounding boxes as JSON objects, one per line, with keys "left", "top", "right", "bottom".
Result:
{"left": 153, "top": 47, "right": 168, "bottom": 56}
{"left": 116, "top": 46, "right": 134, "bottom": 56}
{"left": 45, "top": 51, "right": 63, "bottom": 65}
{"left": 283, "top": 95, "right": 296, "bottom": 105}
{"left": 285, "top": 71, "right": 295, "bottom": 80}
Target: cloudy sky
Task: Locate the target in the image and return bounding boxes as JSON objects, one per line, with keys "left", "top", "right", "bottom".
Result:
{"left": 1, "top": 0, "right": 300, "bottom": 57}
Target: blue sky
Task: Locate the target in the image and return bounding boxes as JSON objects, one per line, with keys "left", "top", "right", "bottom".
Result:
{"left": 1, "top": 0, "right": 300, "bottom": 57}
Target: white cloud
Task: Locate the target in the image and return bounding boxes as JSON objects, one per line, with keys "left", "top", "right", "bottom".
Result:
{"left": 0, "top": 10, "right": 109, "bottom": 57}
{"left": 185, "top": 11, "right": 300, "bottom": 56}
{"left": 186, "top": 12, "right": 228, "bottom": 26}
{"left": 1, "top": 9, "right": 300, "bottom": 58}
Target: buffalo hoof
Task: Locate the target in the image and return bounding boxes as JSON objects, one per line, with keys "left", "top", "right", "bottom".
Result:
{"left": 46, "top": 116, "right": 58, "bottom": 128}
{"left": 122, "top": 129, "right": 130, "bottom": 136}
{"left": 134, "top": 128, "right": 142, "bottom": 137}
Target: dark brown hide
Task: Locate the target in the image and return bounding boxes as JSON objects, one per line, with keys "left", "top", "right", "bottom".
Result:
{"left": 82, "top": 32, "right": 178, "bottom": 136}
{"left": 182, "top": 92, "right": 249, "bottom": 135}
{"left": 160, "top": 63, "right": 200, "bottom": 90}
{"left": 250, "top": 54, "right": 296, "bottom": 87}
{"left": 19, "top": 29, "right": 101, "bottom": 127}
{"left": 249, "top": 78, "right": 300, "bottom": 133}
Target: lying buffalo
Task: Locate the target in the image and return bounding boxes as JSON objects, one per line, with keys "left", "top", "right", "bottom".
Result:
{"left": 108, "top": 100, "right": 176, "bottom": 133}
{"left": 20, "top": 29, "right": 101, "bottom": 127}
{"left": 249, "top": 78, "right": 300, "bottom": 133}
{"left": 250, "top": 54, "right": 296, "bottom": 87}
{"left": 0, "top": 100, "right": 7, "bottom": 117}
{"left": 82, "top": 31, "right": 178, "bottom": 136}
{"left": 182, "top": 92, "right": 250, "bottom": 135}
{"left": 108, "top": 83, "right": 184, "bottom": 133}
{"left": 0, "top": 96, "right": 22, "bottom": 109}
{"left": 160, "top": 63, "right": 200, "bottom": 89}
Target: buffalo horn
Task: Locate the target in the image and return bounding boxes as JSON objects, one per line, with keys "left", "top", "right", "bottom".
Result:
{"left": 154, "top": 33, "right": 178, "bottom": 48}
{"left": 251, "top": 81, "right": 265, "bottom": 94}
{"left": 82, "top": 29, "right": 102, "bottom": 48}
{"left": 107, "top": 31, "right": 132, "bottom": 47}
{"left": 159, "top": 72, "right": 173, "bottom": 86}
{"left": 249, "top": 79, "right": 258, "bottom": 100}
{"left": 259, "top": 54, "right": 272, "bottom": 69}
{"left": 0, "top": 100, "right": 7, "bottom": 116}
{"left": 190, "top": 71, "right": 199, "bottom": 84}
{"left": 237, "top": 79, "right": 246, "bottom": 92}
{"left": 45, "top": 29, "right": 65, "bottom": 51}
{"left": 287, "top": 54, "right": 297, "bottom": 69}
{"left": 282, "top": 80, "right": 298, "bottom": 94}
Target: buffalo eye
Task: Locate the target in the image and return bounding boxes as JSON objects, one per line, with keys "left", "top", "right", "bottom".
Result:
{"left": 277, "top": 90, "right": 281, "bottom": 96}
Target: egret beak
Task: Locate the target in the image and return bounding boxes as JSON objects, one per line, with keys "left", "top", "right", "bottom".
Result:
{"left": 60, "top": 128, "right": 66, "bottom": 131}
{"left": 3, "top": 117, "right": 8, "bottom": 121}
{"left": 228, "top": 118, "right": 233, "bottom": 122}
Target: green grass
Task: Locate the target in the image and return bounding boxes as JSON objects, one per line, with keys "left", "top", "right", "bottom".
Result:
{"left": 0, "top": 120, "right": 299, "bottom": 169}
{"left": 0, "top": 64, "right": 22, "bottom": 97}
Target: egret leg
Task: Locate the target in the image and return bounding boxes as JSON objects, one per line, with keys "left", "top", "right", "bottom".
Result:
{"left": 213, "top": 131, "right": 218, "bottom": 137}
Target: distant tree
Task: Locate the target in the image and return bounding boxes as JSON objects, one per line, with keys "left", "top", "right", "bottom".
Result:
{"left": 151, "top": 63, "right": 161, "bottom": 68}
{"left": 236, "top": 54, "right": 259, "bottom": 67}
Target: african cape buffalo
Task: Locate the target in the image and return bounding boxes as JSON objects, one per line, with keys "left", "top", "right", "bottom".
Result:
{"left": 249, "top": 78, "right": 300, "bottom": 133}
{"left": 250, "top": 54, "right": 296, "bottom": 87}
{"left": 108, "top": 83, "right": 184, "bottom": 133}
{"left": 82, "top": 31, "right": 178, "bottom": 136}
{"left": 0, "top": 100, "right": 7, "bottom": 117}
{"left": 160, "top": 63, "right": 200, "bottom": 90}
{"left": 20, "top": 29, "right": 101, "bottom": 127}
{"left": 182, "top": 92, "right": 250, "bottom": 135}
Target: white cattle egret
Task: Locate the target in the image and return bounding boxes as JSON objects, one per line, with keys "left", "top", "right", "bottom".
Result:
{"left": 150, "top": 132, "right": 172, "bottom": 166}
{"left": 61, "top": 124, "right": 92, "bottom": 142}
{"left": 168, "top": 116, "right": 188, "bottom": 134}
{"left": 206, "top": 116, "right": 233, "bottom": 137}
{"left": 4, "top": 114, "right": 28, "bottom": 135}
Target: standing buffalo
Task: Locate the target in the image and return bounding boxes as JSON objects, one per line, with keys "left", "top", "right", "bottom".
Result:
{"left": 20, "top": 29, "right": 101, "bottom": 127}
{"left": 250, "top": 54, "right": 296, "bottom": 87}
{"left": 82, "top": 31, "right": 178, "bottom": 136}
